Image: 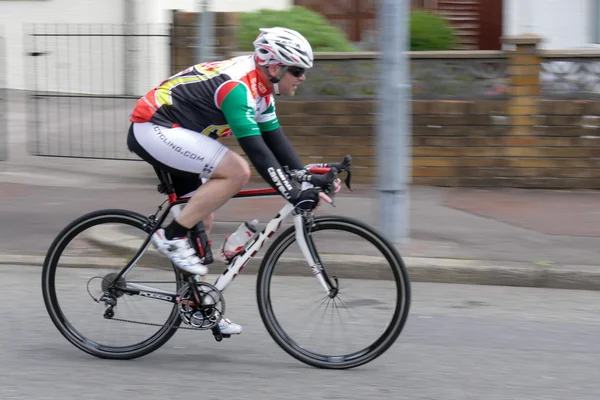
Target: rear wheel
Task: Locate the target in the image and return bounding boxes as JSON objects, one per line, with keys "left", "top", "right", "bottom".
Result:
{"left": 41, "top": 209, "right": 183, "bottom": 360}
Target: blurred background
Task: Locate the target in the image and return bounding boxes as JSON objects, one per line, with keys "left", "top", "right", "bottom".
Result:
{"left": 2, "top": 0, "right": 600, "bottom": 187}
{"left": 2, "top": 1, "right": 600, "bottom": 399}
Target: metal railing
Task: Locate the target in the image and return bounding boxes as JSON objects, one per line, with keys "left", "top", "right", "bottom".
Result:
{"left": 541, "top": 51, "right": 600, "bottom": 99}
{"left": 290, "top": 51, "right": 600, "bottom": 100}
{"left": 241, "top": 51, "right": 510, "bottom": 100}
{"left": 26, "top": 23, "right": 171, "bottom": 159}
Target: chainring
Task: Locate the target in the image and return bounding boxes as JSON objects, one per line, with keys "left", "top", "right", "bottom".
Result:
{"left": 178, "top": 281, "right": 225, "bottom": 330}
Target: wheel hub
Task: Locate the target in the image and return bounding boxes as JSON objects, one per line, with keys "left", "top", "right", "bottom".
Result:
{"left": 101, "top": 272, "right": 127, "bottom": 298}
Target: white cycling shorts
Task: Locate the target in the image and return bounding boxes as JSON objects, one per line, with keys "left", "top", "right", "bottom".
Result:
{"left": 132, "top": 122, "right": 228, "bottom": 179}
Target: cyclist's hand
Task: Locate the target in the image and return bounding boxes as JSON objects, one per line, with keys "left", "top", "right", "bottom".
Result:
{"left": 318, "top": 191, "right": 333, "bottom": 206}
{"left": 333, "top": 178, "right": 342, "bottom": 195}
{"left": 292, "top": 188, "right": 320, "bottom": 211}
{"left": 317, "top": 179, "right": 339, "bottom": 204}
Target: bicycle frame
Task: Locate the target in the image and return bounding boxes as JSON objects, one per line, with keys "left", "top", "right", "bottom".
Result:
{"left": 107, "top": 187, "right": 337, "bottom": 305}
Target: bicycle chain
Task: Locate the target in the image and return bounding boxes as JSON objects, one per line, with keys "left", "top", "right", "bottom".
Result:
{"left": 100, "top": 281, "right": 223, "bottom": 331}
{"left": 107, "top": 316, "right": 208, "bottom": 331}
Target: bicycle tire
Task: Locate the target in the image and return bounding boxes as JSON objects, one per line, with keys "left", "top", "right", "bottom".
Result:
{"left": 41, "top": 209, "right": 182, "bottom": 360}
{"left": 256, "top": 215, "right": 411, "bottom": 369}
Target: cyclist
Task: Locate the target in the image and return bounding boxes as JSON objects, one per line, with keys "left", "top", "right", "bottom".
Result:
{"left": 127, "top": 27, "right": 340, "bottom": 335}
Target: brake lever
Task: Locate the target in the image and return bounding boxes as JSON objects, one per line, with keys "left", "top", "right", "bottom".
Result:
{"left": 293, "top": 155, "right": 353, "bottom": 207}
{"left": 337, "top": 155, "right": 353, "bottom": 192}
{"left": 321, "top": 156, "right": 352, "bottom": 190}
{"left": 345, "top": 169, "right": 353, "bottom": 191}
{"left": 323, "top": 171, "right": 339, "bottom": 207}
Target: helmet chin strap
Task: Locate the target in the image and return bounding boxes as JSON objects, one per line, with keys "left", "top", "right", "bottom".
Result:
{"left": 265, "top": 65, "right": 288, "bottom": 96}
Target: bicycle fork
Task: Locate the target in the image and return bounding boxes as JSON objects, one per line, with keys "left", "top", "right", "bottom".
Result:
{"left": 293, "top": 214, "right": 339, "bottom": 298}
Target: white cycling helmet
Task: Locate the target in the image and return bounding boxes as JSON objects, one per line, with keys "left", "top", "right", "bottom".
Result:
{"left": 253, "top": 27, "right": 314, "bottom": 69}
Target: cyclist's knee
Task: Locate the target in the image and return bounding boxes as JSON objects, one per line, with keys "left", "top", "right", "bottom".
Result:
{"left": 214, "top": 150, "right": 251, "bottom": 188}
{"left": 233, "top": 160, "right": 251, "bottom": 189}
{"left": 237, "top": 160, "right": 251, "bottom": 186}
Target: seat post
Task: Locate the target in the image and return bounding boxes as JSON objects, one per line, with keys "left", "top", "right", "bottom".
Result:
{"left": 155, "top": 167, "right": 176, "bottom": 196}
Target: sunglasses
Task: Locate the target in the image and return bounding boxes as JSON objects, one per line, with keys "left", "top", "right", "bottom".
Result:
{"left": 287, "top": 66, "right": 305, "bottom": 78}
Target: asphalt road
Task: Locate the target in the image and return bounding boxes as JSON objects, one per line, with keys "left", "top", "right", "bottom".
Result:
{"left": 2, "top": 264, "right": 600, "bottom": 400}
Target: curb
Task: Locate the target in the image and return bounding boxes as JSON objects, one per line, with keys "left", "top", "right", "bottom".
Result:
{"left": 3, "top": 244, "right": 600, "bottom": 292}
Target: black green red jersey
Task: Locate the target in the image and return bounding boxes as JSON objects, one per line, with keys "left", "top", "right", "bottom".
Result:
{"left": 130, "top": 55, "right": 280, "bottom": 139}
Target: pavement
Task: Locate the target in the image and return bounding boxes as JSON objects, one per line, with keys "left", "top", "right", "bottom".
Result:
{"left": 2, "top": 152, "right": 600, "bottom": 290}
{"left": 2, "top": 89, "right": 600, "bottom": 290}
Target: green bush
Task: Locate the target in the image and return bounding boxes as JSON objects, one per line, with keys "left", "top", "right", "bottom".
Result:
{"left": 237, "top": 6, "right": 359, "bottom": 52}
{"left": 410, "top": 10, "right": 457, "bottom": 51}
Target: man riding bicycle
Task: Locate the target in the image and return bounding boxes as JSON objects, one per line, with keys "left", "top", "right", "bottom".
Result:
{"left": 127, "top": 27, "right": 340, "bottom": 335}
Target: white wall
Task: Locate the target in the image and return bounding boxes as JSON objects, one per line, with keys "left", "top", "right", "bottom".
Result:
{"left": 1, "top": 0, "right": 124, "bottom": 91}
{"left": 0, "top": 0, "right": 291, "bottom": 91}
{"left": 504, "top": 0, "right": 600, "bottom": 49}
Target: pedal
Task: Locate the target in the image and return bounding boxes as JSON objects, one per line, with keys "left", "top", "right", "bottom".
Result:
{"left": 211, "top": 325, "right": 231, "bottom": 341}
{"left": 211, "top": 326, "right": 223, "bottom": 342}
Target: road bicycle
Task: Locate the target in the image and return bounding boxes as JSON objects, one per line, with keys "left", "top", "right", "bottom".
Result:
{"left": 41, "top": 155, "right": 411, "bottom": 369}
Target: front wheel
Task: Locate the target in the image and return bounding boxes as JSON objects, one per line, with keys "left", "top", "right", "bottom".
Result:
{"left": 256, "top": 215, "right": 411, "bottom": 369}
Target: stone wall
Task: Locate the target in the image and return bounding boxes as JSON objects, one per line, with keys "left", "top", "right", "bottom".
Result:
{"left": 410, "top": 99, "right": 600, "bottom": 188}
{"left": 218, "top": 98, "right": 600, "bottom": 188}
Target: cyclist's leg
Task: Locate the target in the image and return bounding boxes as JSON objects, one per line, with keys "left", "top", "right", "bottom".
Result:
{"left": 128, "top": 122, "right": 249, "bottom": 229}
{"left": 169, "top": 174, "right": 214, "bottom": 233}
{"left": 176, "top": 150, "right": 249, "bottom": 228}
{"left": 128, "top": 122, "right": 246, "bottom": 334}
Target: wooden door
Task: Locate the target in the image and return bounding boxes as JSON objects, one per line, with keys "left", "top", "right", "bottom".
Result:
{"left": 295, "top": 0, "right": 503, "bottom": 49}
{"left": 293, "top": 0, "right": 376, "bottom": 42}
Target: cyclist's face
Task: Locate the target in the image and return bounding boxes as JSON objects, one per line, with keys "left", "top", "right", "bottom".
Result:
{"left": 269, "top": 64, "right": 306, "bottom": 96}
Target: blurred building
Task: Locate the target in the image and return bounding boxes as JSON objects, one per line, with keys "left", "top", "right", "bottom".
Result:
{"left": 0, "top": 0, "right": 291, "bottom": 91}
{"left": 294, "top": 0, "right": 600, "bottom": 51}
{"left": 2, "top": 0, "right": 600, "bottom": 92}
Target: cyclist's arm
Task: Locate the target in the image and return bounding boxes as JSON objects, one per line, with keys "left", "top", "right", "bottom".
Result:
{"left": 237, "top": 136, "right": 302, "bottom": 201}
{"left": 261, "top": 127, "right": 304, "bottom": 171}
{"left": 254, "top": 95, "right": 304, "bottom": 171}
{"left": 217, "top": 81, "right": 301, "bottom": 201}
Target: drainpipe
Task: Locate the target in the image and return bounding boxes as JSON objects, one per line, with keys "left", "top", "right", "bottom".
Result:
{"left": 378, "top": 0, "right": 412, "bottom": 244}
{"left": 196, "top": 0, "right": 215, "bottom": 63}
{"left": 124, "top": 0, "right": 136, "bottom": 95}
